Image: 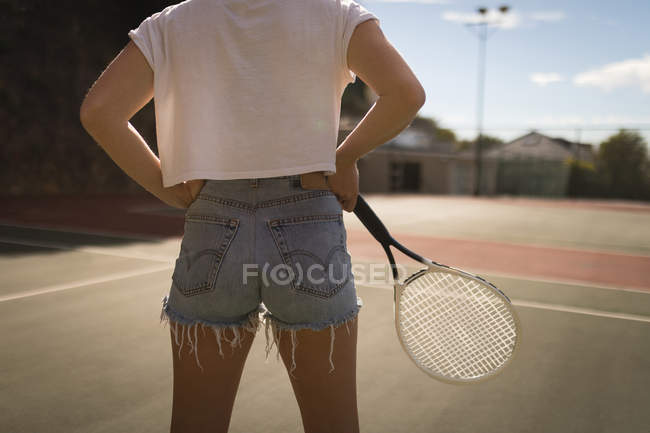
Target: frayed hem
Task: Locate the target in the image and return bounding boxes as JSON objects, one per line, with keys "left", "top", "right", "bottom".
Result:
{"left": 262, "top": 302, "right": 361, "bottom": 378}
{"left": 159, "top": 296, "right": 262, "bottom": 373}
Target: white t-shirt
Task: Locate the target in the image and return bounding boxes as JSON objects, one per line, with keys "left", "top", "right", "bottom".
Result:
{"left": 128, "top": 0, "right": 379, "bottom": 187}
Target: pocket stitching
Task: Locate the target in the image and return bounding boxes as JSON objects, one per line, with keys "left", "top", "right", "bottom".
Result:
{"left": 172, "top": 215, "right": 240, "bottom": 297}
{"left": 266, "top": 214, "right": 350, "bottom": 299}
{"left": 285, "top": 244, "right": 350, "bottom": 296}
{"left": 268, "top": 213, "right": 342, "bottom": 227}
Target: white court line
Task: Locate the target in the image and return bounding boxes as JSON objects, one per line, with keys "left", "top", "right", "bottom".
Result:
{"left": 357, "top": 282, "right": 650, "bottom": 324}
{"left": 1, "top": 232, "right": 648, "bottom": 322}
{"left": 510, "top": 299, "right": 650, "bottom": 324}
{"left": 5, "top": 238, "right": 643, "bottom": 294}
{"left": 3, "top": 225, "right": 648, "bottom": 292}
{"left": 459, "top": 267, "right": 650, "bottom": 295}
{"left": 0, "top": 264, "right": 173, "bottom": 303}
{"left": 2, "top": 264, "right": 649, "bottom": 324}
{"left": 350, "top": 255, "right": 650, "bottom": 295}
{"left": 0, "top": 237, "right": 174, "bottom": 263}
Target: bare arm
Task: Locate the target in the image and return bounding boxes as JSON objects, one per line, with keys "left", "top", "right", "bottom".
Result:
{"left": 79, "top": 40, "right": 203, "bottom": 209}
{"left": 328, "top": 19, "right": 426, "bottom": 211}
{"left": 338, "top": 19, "right": 425, "bottom": 164}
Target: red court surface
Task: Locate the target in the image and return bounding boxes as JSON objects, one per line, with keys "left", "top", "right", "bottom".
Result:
{"left": 346, "top": 230, "right": 650, "bottom": 292}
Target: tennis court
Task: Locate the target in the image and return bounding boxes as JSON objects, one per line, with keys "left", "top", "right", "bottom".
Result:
{"left": 1, "top": 194, "right": 648, "bottom": 433}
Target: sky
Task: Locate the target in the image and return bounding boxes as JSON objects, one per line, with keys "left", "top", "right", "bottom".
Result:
{"left": 360, "top": 0, "right": 650, "bottom": 147}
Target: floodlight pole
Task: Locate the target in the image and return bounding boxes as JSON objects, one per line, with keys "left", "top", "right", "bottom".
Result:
{"left": 474, "top": 21, "right": 488, "bottom": 196}
{"left": 466, "top": 5, "right": 510, "bottom": 196}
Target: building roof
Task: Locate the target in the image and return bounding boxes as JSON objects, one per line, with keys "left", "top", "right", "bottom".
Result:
{"left": 484, "top": 131, "right": 593, "bottom": 161}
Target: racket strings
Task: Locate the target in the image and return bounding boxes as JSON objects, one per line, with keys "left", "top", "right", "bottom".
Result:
{"left": 403, "top": 285, "right": 506, "bottom": 378}
{"left": 398, "top": 271, "right": 517, "bottom": 380}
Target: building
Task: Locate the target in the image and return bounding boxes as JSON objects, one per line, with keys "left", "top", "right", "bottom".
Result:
{"left": 357, "top": 148, "right": 497, "bottom": 195}
{"left": 343, "top": 121, "right": 595, "bottom": 197}
{"left": 485, "top": 131, "right": 594, "bottom": 163}
{"left": 339, "top": 115, "right": 496, "bottom": 195}
{"left": 484, "top": 131, "right": 595, "bottom": 197}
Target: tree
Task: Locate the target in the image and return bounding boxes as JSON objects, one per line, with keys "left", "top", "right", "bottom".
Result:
{"left": 456, "top": 134, "right": 504, "bottom": 152}
{"left": 341, "top": 78, "right": 375, "bottom": 117}
{"left": 566, "top": 158, "right": 606, "bottom": 198}
{"left": 434, "top": 127, "right": 457, "bottom": 144}
{"left": 409, "top": 116, "right": 457, "bottom": 143}
{"left": 597, "top": 129, "right": 650, "bottom": 200}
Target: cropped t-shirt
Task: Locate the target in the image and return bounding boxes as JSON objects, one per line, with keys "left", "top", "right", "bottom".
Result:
{"left": 127, "top": 0, "right": 380, "bottom": 187}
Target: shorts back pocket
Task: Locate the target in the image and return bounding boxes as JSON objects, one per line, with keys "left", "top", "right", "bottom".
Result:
{"left": 172, "top": 213, "right": 239, "bottom": 297}
{"left": 267, "top": 213, "right": 351, "bottom": 299}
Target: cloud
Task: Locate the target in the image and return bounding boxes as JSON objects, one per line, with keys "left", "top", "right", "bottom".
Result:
{"left": 530, "top": 73, "right": 564, "bottom": 86}
{"left": 574, "top": 54, "right": 650, "bottom": 93}
{"left": 529, "top": 11, "right": 566, "bottom": 22}
{"left": 441, "top": 9, "right": 565, "bottom": 29}
{"left": 370, "top": 0, "right": 449, "bottom": 4}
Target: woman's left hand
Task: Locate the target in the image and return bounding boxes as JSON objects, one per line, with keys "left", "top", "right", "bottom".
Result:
{"left": 161, "top": 179, "right": 206, "bottom": 209}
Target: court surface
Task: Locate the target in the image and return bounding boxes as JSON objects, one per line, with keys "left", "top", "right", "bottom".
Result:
{"left": 1, "top": 194, "right": 649, "bottom": 433}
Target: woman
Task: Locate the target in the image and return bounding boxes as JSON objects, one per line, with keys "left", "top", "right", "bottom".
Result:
{"left": 80, "top": 0, "right": 425, "bottom": 432}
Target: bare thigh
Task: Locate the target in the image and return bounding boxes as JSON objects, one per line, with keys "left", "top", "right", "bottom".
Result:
{"left": 277, "top": 316, "right": 359, "bottom": 433}
{"left": 168, "top": 321, "right": 256, "bottom": 433}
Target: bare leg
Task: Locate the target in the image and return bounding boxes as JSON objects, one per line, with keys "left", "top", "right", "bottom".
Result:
{"left": 168, "top": 321, "right": 256, "bottom": 433}
{"left": 276, "top": 316, "right": 360, "bottom": 433}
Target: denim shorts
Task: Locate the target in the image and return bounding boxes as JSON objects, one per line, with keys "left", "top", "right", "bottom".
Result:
{"left": 159, "top": 174, "right": 362, "bottom": 375}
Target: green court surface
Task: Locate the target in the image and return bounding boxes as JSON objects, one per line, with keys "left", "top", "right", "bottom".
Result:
{"left": 1, "top": 195, "right": 648, "bottom": 433}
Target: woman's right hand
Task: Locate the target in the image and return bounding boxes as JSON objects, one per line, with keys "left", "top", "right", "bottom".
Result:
{"left": 182, "top": 179, "right": 206, "bottom": 208}
{"left": 326, "top": 160, "right": 359, "bottom": 212}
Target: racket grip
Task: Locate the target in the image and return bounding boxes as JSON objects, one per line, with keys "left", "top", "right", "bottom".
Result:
{"left": 353, "top": 194, "right": 394, "bottom": 247}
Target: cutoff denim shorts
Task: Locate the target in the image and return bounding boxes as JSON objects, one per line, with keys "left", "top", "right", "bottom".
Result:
{"left": 160, "top": 174, "right": 362, "bottom": 375}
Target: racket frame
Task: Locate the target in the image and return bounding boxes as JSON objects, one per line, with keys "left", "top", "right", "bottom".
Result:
{"left": 394, "top": 263, "right": 522, "bottom": 384}
{"left": 353, "top": 194, "right": 522, "bottom": 384}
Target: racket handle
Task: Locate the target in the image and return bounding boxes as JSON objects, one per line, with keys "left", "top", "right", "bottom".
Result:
{"left": 353, "top": 194, "right": 394, "bottom": 247}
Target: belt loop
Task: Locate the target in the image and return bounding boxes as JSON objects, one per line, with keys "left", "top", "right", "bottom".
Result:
{"left": 250, "top": 178, "right": 258, "bottom": 188}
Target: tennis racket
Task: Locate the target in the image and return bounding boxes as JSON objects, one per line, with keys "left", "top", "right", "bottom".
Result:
{"left": 352, "top": 194, "right": 521, "bottom": 384}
